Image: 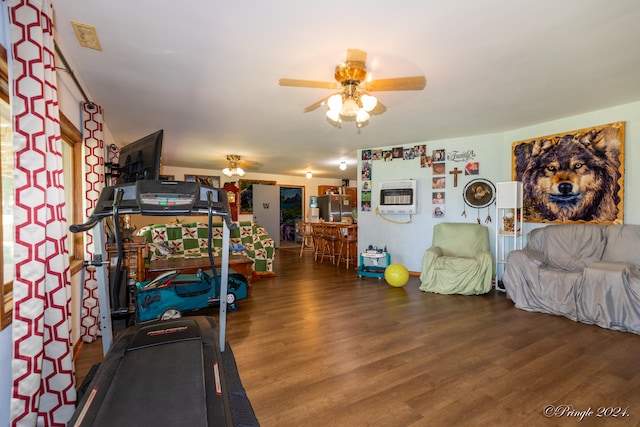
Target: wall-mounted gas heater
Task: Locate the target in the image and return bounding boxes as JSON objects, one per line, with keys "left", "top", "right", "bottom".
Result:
{"left": 378, "top": 179, "right": 417, "bottom": 214}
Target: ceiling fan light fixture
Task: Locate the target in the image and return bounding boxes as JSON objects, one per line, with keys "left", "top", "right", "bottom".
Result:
{"left": 325, "top": 84, "right": 377, "bottom": 125}
{"left": 222, "top": 167, "right": 245, "bottom": 177}
{"left": 360, "top": 94, "right": 377, "bottom": 112}
{"left": 223, "top": 154, "right": 246, "bottom": 177}
{"left": 327, "top": 94, "right": 343, "bottom": 111}
{"left": 356, "top": 109, "right": 370, "bottom": 123}
{"left": 341, "top": 98, "right": 359, "bottom": 117}
{"left": 326, "top": 109, "right": 341, "bottom": 122}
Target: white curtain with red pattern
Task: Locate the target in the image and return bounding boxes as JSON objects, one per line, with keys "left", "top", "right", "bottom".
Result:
{"left": 79, "top": 102, "right": 105, "bottom": 343}
{"left": 9, "top": 0, "right": 76, "bottom": 425}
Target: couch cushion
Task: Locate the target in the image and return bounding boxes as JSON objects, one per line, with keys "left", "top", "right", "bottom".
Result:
{"left": 602, "top": 224, "right": 640, "bottom": 267}
{"left": 528, "top": 224, "right": 606, "bottom": 271}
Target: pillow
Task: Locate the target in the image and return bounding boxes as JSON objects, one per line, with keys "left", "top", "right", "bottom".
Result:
{"left": 151, "top": 242, "right": 176, "bottom": 257}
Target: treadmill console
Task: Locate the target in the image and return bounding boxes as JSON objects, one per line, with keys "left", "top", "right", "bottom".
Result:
{"left": 92, "top": 183, "right": 139, "bottom": 216}
{"left": 136, "top": 180, "right": 200, "bottom": 214}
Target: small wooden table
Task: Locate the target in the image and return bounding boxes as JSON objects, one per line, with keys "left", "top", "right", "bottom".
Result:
{"left": 106, "top": 242, "right": 147, "bottom": 283}
{"left": 148, "top": 255, "right": 254, "bottom": 292}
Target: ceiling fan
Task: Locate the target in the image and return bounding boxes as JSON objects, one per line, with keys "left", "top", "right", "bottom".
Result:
{"left": 279, "top": 48, "right": 427, "bottom": 126}
{"left": 215, "top": 154, "right": 262, "bottom": 177}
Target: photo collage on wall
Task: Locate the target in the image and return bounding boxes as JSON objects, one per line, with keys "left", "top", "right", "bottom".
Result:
{"left": 431, "top": 149, "right": 446, "bottom": 218}
{"left": 361, "top": 146, "right": 480, "bottom": 216}
{"left": 361, "top": 145, "right": 427, "bottom": 211}
{"left": 431, "top": 148, "right": 482, "bottom": 218}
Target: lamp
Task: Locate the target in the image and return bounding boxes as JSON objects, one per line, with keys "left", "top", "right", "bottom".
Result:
{"left": 326, "top": 83, "right": 377, "bottom": 128}
{"left": 339, "top": 161, "right": 347, "bottom": 171}
{"left": 306, "top": 171, "right": 312, "bottom": 179}
{"left": 222, "top": 154, "right": 245, "bottom": 177}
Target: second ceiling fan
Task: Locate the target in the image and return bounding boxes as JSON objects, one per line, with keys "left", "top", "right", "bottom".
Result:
{"left": 279, "top": 48, "right": 427, "bottom": 127}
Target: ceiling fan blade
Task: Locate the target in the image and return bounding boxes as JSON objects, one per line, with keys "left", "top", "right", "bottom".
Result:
{"left": 365, "top": 76, "right": 427, "bottom": 91}
{"left": 237, "top": 160, "right": 262, "bottom": 171}
{"left": 279, "top": 78, "right": 339, "bottom": 90}
{"left": 210, "top": 159, "right": 262, "bottom": 171}
{"left": 371, "top": 99, "right": 387, "bottom": 116}
{"left": 346, "top": 48, "right": 367, "bottom": 63}
{"left": 303, "top": 95, "right": 331, "bottom": 113}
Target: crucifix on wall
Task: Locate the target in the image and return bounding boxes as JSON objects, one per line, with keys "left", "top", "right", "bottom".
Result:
{"left": 449, "top": 167, "right": 462, "bottom": 187}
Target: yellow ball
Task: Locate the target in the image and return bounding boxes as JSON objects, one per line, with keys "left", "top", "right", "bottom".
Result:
{"left": 384, "top": 264, "right": 409, "bottom": 287}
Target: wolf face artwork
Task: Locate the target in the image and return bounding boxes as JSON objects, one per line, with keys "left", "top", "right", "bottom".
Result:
{"left": 513, "top": 123, "right": 624, "bottom": 223}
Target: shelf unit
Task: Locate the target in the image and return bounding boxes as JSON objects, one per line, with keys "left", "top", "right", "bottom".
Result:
{"left": 106, "top": 241, "right": 147, "bottom": 315}
{"left": 495, "top": 182, "right": 523, "bottom": 290}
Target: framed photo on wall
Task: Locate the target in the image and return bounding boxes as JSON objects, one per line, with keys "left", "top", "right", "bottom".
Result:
{"left": 184, "top": 174, "right": 220, "bottom": 188}
{"left": 512, "top": 121, "right": 624, "bottom": 224}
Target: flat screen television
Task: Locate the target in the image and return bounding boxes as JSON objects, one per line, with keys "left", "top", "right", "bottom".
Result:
{"left": 115, "top": 129, "right": 164, "bottom": 184}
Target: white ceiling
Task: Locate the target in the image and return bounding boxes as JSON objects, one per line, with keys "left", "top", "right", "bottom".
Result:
{"left": 53, "top": 1, "right": 640, "bottom": 180}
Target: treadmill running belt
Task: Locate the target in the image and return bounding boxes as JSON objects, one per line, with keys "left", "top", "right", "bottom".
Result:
{"left": 69, "top": 317, "right": 232, "bottom": 427}
{"left": 94, "top": 340, "right": 207, "bottom": 426}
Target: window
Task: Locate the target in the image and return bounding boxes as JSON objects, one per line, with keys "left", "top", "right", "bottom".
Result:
{"left": 60, "top": 112, "right": 84, "bottom": 272}
{"left": 0, "top": 42, "right": 84, "bottom": 329}
{"left": 1, "top": 43, "right": 13, "bottom": 329}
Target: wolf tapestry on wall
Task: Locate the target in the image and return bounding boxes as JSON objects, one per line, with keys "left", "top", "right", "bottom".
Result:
{"left": 512, "top": 122, "right": 624, "bottom": 224}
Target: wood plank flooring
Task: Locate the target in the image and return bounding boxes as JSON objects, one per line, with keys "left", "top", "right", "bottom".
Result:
{"left": 75, "top": 247, "right": 640, "bottom": 427}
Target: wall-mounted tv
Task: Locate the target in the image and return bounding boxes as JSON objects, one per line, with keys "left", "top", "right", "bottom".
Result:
{"left": 115, "top": 129, "right": 164, "bottom": 184}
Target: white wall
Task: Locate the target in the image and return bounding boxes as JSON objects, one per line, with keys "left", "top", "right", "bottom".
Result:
{"left": 357, "top": 133, "right": 504, "bottom": 272}
{"left": 358, "top": 101, "right": 640, "bottom": 273}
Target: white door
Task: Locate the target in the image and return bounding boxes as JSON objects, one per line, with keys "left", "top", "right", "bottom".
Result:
{"left": 252, "top": 184, "right": 280, "bottom": 248}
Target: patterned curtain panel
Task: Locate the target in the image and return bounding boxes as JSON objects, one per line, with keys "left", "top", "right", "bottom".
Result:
{"left": 79, "top": 102, "right": 104, "bottom": 343}
{"left": 9, "top": 0, "right": 76, "bottom": 425}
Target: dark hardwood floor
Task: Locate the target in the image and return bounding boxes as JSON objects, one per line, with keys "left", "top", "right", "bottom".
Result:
{"left": 75, "top": 247, "right": 640, "bottom": 427}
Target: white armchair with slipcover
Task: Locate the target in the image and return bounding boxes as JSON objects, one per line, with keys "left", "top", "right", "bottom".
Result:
{"left": 419, "top": 222, "right": 495, "bottom": 295}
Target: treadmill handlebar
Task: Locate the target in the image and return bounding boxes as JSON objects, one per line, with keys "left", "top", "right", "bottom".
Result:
{"left": 69, "top": 216, "right": 100, "bottom": 233}
{"left": 70, "top": 184, "right": 236, "bottom": 233}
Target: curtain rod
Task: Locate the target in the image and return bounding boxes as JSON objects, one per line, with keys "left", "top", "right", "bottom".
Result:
{"left": 54, "top": 44, "right": 97, "bottom": 110}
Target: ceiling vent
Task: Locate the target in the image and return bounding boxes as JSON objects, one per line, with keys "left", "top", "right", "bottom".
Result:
{"left": 70, "top": 21, "right": 102, "bottom": 51}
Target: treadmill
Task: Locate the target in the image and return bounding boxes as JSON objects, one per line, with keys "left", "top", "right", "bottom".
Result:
{"left": 69, "top": 180, "right": 239, "bottom": 426}
{"left": 68, "top": 316, "right": 232, "bottom": 426}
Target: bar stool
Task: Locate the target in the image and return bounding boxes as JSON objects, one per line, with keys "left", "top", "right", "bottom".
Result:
{"left": 321, "top": 224, "right": 340, "bottom": 264}
{"left": 337, "top": 224, "right": 358, "bottom": 269}
{"left": 311, "top": 223, "right": 326, "bottom": 261}
{"left": 297, "top": 221, "right": 314, "bottom": 258}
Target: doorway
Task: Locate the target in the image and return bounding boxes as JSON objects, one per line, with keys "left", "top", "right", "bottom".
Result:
{"left": 280, "top": 186, "right": 303, "bottom": 248}
{"left": 251, "top": 184, "right": 304, "bottom": 248}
